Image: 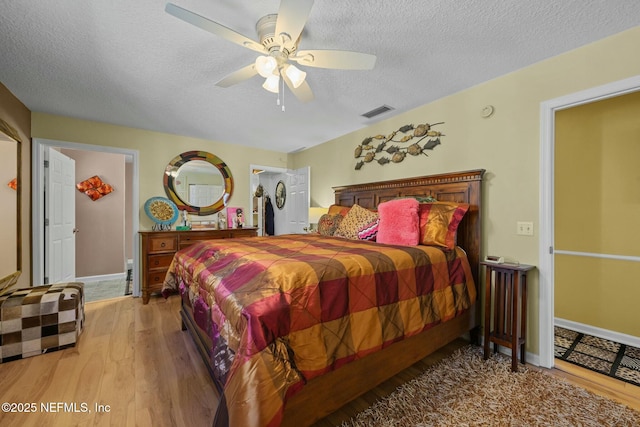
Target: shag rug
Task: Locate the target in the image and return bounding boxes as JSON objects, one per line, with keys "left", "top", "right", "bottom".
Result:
{"left": 555, "top": 326, "right": 640, "bottom": 388}
{"left": 343, "top": 345, "right": 640, "bottom": 427}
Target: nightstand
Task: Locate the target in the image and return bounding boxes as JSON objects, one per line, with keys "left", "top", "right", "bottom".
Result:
{"left": 481, "top": 261, "right": 535, "bottom": 371}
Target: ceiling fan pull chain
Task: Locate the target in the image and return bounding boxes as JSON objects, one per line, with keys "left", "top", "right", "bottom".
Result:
{"left": 281, "top": 77, "right": 286, "bottom": 112}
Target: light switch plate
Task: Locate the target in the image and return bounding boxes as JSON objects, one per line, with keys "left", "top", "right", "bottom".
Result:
{"left": 516, "top": 221, "right": 534, "bottom": 236}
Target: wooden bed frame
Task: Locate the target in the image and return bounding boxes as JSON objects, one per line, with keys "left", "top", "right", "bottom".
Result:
{"left": 179, "top": 169, "right": 485, "bottom": 426}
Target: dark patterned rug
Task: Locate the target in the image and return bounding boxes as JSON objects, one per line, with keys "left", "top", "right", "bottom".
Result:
{"left": 555, "top": 326, "right": 640, "bottom": 388}
{"left": 124, "top": 268, "right": 133, "bottom": 296}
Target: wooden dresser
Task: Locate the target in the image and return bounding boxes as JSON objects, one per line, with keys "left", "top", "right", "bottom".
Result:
{"left": 139, "top": 228, "right": 258, "bottom": 304}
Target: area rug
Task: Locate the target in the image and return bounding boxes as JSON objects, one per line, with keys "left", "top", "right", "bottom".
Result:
{"left": 124, "top": 268, "right": 133, "bottom": 296}
{"left": 555, "top": 326, "right": 640, "bottom": 388}
{"left": 343, "top": 345, "right": 640, "bottom": 427}
{"left": 83, "top": 278, "right": 127, "bottom": 302}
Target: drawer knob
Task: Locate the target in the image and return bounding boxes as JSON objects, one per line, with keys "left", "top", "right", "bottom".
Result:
{"left": 153, "top": 260, "right": 159, "bottom": 266}
{"left": 160, "top": 242, "right": 166, "bottom": 248}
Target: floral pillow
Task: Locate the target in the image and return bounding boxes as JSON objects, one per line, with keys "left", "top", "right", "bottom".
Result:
{"left": 317, "top": 213, "right": 343, "bottom": 236}
{"left": 333, "top": 204, "right": 378, "bottom": 240}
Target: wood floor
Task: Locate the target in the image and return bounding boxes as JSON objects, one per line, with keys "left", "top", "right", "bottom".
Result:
{"left": 0, "top": 296, "right": 637, "bottom": 427}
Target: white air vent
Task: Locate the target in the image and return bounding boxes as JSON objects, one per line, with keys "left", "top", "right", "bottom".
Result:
{"left": 361, "top": 105, "right": 394, "bottom": 119}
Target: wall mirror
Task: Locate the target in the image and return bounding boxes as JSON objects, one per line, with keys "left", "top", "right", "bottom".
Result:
{"left": 275, "top": 180, "right": 286, "bottom": 209}
{"left": 163, "top": 151, "right": 233, "bottom": 216}
{"left": 0, "top": 118, "right": 21, "bottom": 278}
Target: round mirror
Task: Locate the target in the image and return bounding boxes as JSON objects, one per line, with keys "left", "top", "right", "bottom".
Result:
{"left": 163, "top": 151, "right": 233, "bottom": 216}
{"left": 275, "top": 180, "right": 286, "bottom": 209}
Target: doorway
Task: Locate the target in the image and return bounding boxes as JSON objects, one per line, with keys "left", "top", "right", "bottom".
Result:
{"left": 538, "top": 75, "right": 640, "bottom": 368}
{"left": 249, "top": 164, "right": 310, "bottom": 235}
{"left": 32, "top": 138, "right": 140, "bottom": 298}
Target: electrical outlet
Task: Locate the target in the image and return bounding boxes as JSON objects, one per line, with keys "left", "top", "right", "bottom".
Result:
{"left": 516, "top": 221, "right": 534, "bottom": 236}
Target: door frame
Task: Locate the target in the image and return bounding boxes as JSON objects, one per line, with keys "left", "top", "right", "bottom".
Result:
{"left": 538, "top": 75, "right": 640, "bottom": 368}
{"left": 248, "top": 164, "right": 287, "bottom": 234}
{"left": 32, "top": 138, "right": 141, "bottom": 296}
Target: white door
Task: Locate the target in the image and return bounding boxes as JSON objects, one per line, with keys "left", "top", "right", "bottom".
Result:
{"left": 189, "top": 184, "right": 222, "bottom": 207}
{"left": 45, "top": 148, "right": 76, "bottom": 284}
{"left": 287, "top": 166, "right": 310, "bottom": 234}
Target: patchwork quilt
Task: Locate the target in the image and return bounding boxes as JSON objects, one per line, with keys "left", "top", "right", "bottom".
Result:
{"left": 163, "top": 234, "right": 476, "bottom": 426}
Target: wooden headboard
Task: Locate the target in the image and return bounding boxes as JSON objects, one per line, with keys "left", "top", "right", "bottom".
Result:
{"left": 333, "top": 169, "right": 485, "bottom": 284}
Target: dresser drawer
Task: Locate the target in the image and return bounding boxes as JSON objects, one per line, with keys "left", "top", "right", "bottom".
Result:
{"left": 147, "top": 270, "right": 168, "bottom": 290}
{"left": 148, "top": 236, "right": 178, "bottom": 253}
{"left": 148, "top": 253, "right": 175, "bottom": 270}
{"left": 180, "top": 231, "right": 231, "bottom": 248}
{"left": 230, "top": 229, "right": 258, "bottom": 238}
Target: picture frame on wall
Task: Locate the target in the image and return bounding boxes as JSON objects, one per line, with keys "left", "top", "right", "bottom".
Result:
{"left": 275, "top": 180, "right": 286, "bottom": 209}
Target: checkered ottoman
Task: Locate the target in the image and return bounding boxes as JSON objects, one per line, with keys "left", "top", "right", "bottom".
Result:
{"left": 0, "top": 282, "right": 84, "bottom": 363}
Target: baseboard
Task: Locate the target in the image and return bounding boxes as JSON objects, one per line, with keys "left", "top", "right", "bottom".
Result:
{"left": 76, "top": 272, "right": 126, "bottom": 283}
{"left": 555, "top": 317, "right": 640, "bottom": 349}
{"left": 478, "top": 336, "right": 541, "bottom": 367}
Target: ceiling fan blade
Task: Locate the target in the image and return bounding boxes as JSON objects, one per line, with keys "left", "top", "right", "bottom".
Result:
{"left": 291, "top": 49, "right": 377, "bottom": 70}
{"left": 165, "top": 3, "right": 265, "bottom": 54}
{"left": 275, "top": 0, "right": 314, "bottom": 49}
{"left": 215, "top": 64, "right": 258, "bottom": 88}
{"left": 282, "top": 73, "right": 314, "bottom": 103}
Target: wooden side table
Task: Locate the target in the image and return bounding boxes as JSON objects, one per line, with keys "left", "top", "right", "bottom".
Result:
{"left": 481, "top": 261, "right": 535, "bottom": 371}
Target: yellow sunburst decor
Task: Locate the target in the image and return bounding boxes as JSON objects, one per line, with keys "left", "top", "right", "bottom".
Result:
{"left": 354, "top": 121, "right": 444, "bottom": 170}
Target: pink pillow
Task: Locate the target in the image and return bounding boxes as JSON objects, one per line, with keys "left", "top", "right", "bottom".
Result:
{"left": 357, "top": 218, "right": 379, "bottom": 241}
{"left": 376, "top": 198, "right": 420, "bottom": 246}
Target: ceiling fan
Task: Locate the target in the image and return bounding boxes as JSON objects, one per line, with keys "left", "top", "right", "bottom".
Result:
{"left": 165, "top": 0, "right": 376, "bottom": 104}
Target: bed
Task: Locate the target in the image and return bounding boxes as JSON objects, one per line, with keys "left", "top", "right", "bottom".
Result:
{"left": 162, "top": 169, "right": 484, "bottom": 427}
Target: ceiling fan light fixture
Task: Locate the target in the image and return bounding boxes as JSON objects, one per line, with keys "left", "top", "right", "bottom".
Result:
{"left": 263, "top": 75, "right": 280, "bottom": 93}
{"left": 166, "top": 1, "right": 376, "bottom": 104}
{"left": 285, "top": 64, "right": 306, "bottom": 88}
{"left": 255, "top": 55, "right": 278, "bottom": 78}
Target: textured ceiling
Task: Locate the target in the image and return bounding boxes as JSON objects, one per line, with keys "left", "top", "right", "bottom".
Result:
{"left": 1, "top": 1, "right": 639, "bottom": 153}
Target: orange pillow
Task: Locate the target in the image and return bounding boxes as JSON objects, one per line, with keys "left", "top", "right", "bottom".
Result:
{"left": 418, "top": 202, "right": 469, "bottom": 249}
{"left": 327, "top": 204, "right": 351, "bottom": 217}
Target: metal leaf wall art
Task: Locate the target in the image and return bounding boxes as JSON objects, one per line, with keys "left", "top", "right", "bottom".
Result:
{"left": 354, "top": 121, "right": 444, "bottom": 170}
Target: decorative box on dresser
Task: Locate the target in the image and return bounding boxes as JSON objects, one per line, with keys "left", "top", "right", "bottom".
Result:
{"left": 139, "top": 228, "right": 258, "bottom": 304}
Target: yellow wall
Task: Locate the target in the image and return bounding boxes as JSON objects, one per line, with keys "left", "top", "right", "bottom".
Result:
{"left": 31, "top": 114, "right": 289, "bottom": 231}
{"left": 28, "top": 25, "right": 640, "bottom": 355}
{"left": 292, "top": 26, "right": 640, "bottom": 353}
{"left": 554, "top": 91, "right": 640, "bottom": 337}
